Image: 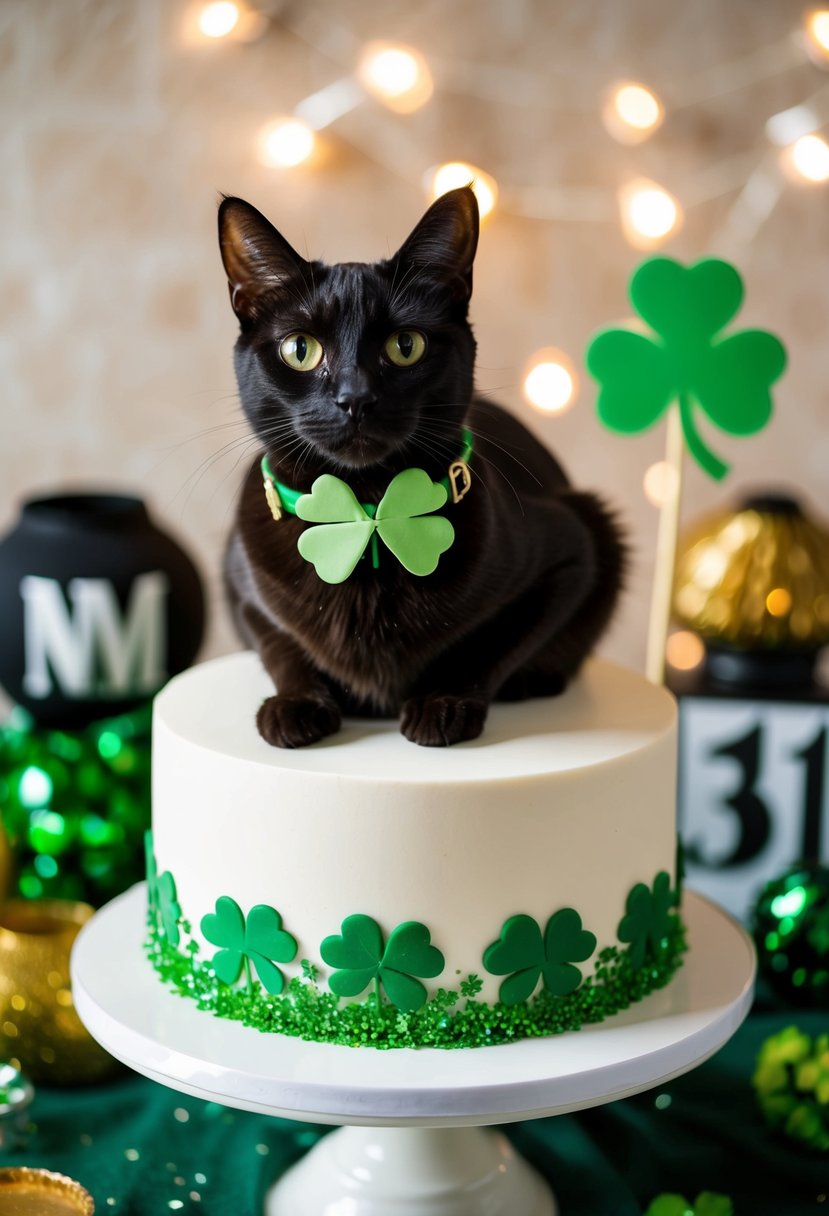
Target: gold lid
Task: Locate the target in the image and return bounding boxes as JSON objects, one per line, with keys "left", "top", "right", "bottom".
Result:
{"left": 0, "top": 1167, "right": 94, "bottom": 1214}
{"left": 672, "top": 494, "right": 829, "bottom": 651}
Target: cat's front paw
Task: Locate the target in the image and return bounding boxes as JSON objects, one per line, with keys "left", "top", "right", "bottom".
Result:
{"left": 400, "top": 694, "right": 488, "bottom": 747}
{"left": 257, "top": 695, "right": 341, "bottom": 749}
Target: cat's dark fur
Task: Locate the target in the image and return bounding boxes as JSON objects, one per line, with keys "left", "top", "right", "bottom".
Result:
{"left": 220, "top": 187, "right": 625, "bottom": 748}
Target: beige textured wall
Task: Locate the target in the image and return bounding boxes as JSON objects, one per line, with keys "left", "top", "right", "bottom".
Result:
{"left": 1, "top": 0, "right": 827, "bottom": 681}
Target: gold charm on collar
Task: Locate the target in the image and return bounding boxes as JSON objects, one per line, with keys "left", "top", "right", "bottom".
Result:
{"left": 448, "top": 459, "right": 472, "bottom": 504}
{"left": 263, "top": 478, "right": 283, "bottom": 522}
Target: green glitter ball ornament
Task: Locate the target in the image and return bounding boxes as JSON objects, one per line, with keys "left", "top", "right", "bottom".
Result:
{"left": 751, "top": 864, "right": 829, "bottom": 1007}
{"left": 0, "top": 703, "right": 151, "bottom": 907}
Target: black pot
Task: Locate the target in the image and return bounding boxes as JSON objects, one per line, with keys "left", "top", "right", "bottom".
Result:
{"left": 0, "top": 493, "right": 205, "bottom": 727}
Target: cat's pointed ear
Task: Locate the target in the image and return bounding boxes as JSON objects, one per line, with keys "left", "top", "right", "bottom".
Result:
{"left": 392, "top": 186, "right": 479, "bottom": 300}
{"left": 218, "top": 196, "right": 308, "bottom": 325}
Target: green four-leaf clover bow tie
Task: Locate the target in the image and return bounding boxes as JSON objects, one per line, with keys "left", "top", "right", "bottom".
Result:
{"left": 261, "top": 428, "right": 473, "bottom": 584}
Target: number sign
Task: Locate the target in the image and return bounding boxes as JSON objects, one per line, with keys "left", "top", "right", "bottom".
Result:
{"left": 678, "top": 696, "right": 829, "bottom": 923}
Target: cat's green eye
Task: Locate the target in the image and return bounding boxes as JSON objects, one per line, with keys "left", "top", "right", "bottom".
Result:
{"left": 384, "top": 330, "right": 426, "bottom": 367}
{"left": 279, "top": 333, "right": 323, "bottom": 371}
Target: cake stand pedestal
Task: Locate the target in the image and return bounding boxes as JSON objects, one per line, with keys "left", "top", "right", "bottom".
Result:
{"left": 72, "top": 886, "right": 754, "bottom": 1216}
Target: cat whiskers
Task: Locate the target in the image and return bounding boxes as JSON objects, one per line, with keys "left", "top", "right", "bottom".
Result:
{"left": 173, "top": 415, "right": 298, "bottom": 509}
{"left": 416, "top": 411, "right": 535, "bottom": 511}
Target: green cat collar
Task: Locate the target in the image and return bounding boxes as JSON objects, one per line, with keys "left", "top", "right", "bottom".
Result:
{"left": 261, "top": 428, "right": 474, "bottom": 584}
{"left": 261, "top": 428, "right": 473, "bottom": 521}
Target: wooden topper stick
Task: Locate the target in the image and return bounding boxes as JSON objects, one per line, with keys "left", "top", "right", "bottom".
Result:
{"left": 646, "top": 404, "right": 684, "bottom": 685}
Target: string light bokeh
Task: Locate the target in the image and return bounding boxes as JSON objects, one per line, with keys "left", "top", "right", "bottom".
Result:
{"left": 789, "top": 133, "right": 829, "bottom": 181}
{"left": 358, "top": 43, "right": 434, "bottom": 113}
{"left": 426, "top": 162, "right": 498, "bottom": 219}
{"left": 256, "top": 118, "right": 316, "bottom": 168}
{"left": 181, "top": 0, "right": 829, "bottom": 517}
{"left": 601, "top": 82, "right": 664, "bottom": 144}
{"left": 198, "top": 1, "right": 240, "bottom": 39}
{"left": 522, "top": 350, "right": 578, "bottom": 416}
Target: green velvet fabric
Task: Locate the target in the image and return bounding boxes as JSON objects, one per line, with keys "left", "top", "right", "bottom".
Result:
{"left": 4, "top": 1000, "right": 825, "bottom": 1214}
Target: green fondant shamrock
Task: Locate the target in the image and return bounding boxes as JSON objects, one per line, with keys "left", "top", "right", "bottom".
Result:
{"left": 618, "top": 871, "right": 677, "bottom": 972}
{"left": 157, "top": 870, "right": 182, "bottom": 949}
{"left": 483, "top": 908, "right": 597, "bottom": 1005}
{"left": 645, "top": 1193, "right": 733, "bottom": 1216}
{"left": 144, "top": 829, "right": 158, "bottom": 921}
{"left": 201, "top": 896, "right": 298, "bottom": 995}
{"left": 320, "top": 914, "right": 445, "bottom": 1012}
{"left": 586, "top": 257, "right": 787, "bottom": 481}
{"left": 296, "top": 468, "right": 454, "bottom": 583}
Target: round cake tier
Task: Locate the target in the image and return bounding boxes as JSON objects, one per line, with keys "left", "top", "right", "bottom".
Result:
{"left": 151, "top": 652, "right": 678, "bottom": 1019}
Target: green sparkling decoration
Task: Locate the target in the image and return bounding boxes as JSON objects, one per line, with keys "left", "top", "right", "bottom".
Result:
{"left": 645, "top": 1193, "right": 733, "bottom": 1216}
{"left": 753, "top": 1025, "right": 829, "bottom": 1152}
{"left": 201, "top": 895, "right": 298, "bottom": 996}
{"left": 617, "top": 870, "right": 678, "bottom": 973}
{"left": 145, "top": 893, "right": 687, "bottom": 1050}
{"left": 483, "top": 907, "right": 597, "bottom": 1004}
{"left": 321, "top": 914, "right": 446, "bottom": 1012}
{"left": 460, "top": 973, "right": 483, "bottom": 998}
{"left": 751, "top": 864, "right": 829, "bottom": 1007}
{"left": 0, "top": 702, "right": 151, "bottom": 905}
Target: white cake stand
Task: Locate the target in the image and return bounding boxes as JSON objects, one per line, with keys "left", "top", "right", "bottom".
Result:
{"left": 72, "top": 885, "right": 754, "bottom": 1216}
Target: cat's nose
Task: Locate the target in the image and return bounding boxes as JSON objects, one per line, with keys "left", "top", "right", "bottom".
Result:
{"left": 333, "top": 372, "right": 376, "bottom": 420}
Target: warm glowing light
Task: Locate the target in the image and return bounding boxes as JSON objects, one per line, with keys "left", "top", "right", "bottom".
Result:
{"left": 358, "top": 42, "right": 433, "bottom": 113}
{"left": 805, "top": 9, "right": 829, "bottom": 58}
{"left": 198, "top": 1, "right": 240, "bottom": 38}
{"left": 666, "top": 631, "right": 706, "bottom": 672}
{"left": 257, "top": 118, "right": 316, "bottom": 168}
{"left": 619, "top": 179, "right": 682, "bottom": 248}
{"left": 428, "top": 162, "right": 498, "bottom": 220}
{"left": 643, "top": 460, "right": 680, "bottom": 508}
{"left": 523, "top": 349, "right": 577, "bottom": 415}
{"left": 602, "top": 82, "right": 664, "bottom": 144}
{"left": 616, "top": 84, "right": 661, "bottom": 129}
{"left": 766, "top": 587, "right": 793, "bottom": 617}
{"left": 789, "top": 133, "right": 829, "bottom": 183}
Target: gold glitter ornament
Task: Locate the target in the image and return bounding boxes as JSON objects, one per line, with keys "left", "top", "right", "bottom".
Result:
{"left": 0, "top": 1167, "right": 94, "bottom": 1214}
{"left": 673, "top": 493, "right": 829, "bottom": 653}
{"left": 0, "top": 900, "right": 119, "bottom": 1085}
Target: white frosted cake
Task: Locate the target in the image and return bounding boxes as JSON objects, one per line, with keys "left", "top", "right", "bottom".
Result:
{"left": 144, "top": 651, "right": 685, "bottom": 1048}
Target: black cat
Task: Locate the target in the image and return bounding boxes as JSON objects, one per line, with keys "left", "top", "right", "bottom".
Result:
{"left": 220, "top": 186, "right": 625, "bottom": 747}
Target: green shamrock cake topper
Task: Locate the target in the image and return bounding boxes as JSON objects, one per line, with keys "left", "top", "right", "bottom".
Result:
{"left": 586, "top": 256, "right": 787, "bottom": 481}
{"left": 296, "top": 468, "right": 455, "bottom": 584}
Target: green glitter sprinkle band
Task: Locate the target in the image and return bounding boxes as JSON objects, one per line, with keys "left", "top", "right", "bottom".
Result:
{"left": 144, "top": 912, "right": 688, "bottom": 1051}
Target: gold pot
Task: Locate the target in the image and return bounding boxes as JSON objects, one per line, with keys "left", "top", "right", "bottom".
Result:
{"left": 0, "top": 1167, "right": 94, "bottom": 1213}
{"left": 673, "top": 493, "right": 829, "bottom": 652}
{"left": 0, "top": 900, "right": 119, "bottom": 1085}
